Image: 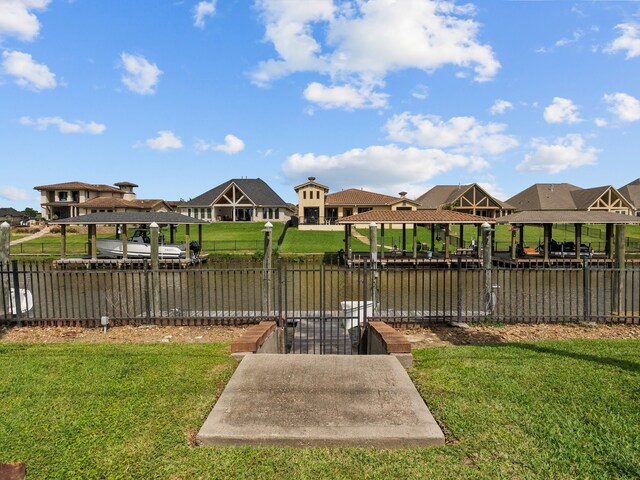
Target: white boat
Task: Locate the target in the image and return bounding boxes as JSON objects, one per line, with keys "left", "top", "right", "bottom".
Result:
{"left": 97, "top": 238, "right": 184, "bottom": 259}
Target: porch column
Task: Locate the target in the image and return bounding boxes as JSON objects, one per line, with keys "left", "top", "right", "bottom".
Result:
{"left": 510, "top": 227, "right": 517, "bottom": 260}
{"left": 233, "top": 205, "right": 236, "bottom": 222}
{"left": 121, "top": 224, "right": 128, "bottom": 259}
{"left": 444, "top": 224, "right": 450, "bottom": 260}
{"left": 61, "top": 224, "right": 67, "bottom": 259}
{"left": 605, "top": 224, "right": 614, "bottom": 258}
{"left": 543, "top": 224, "right": 551, "bottom": 261}
{"left": 575, "top": 223, "right": 582, "bottom": 260}
{"left": 412, "top": 224, "right": 418, "bottom": 259}
{"left": 380, "top": 223, "right": 385, "bottom": 260}
{"left": 402, "top": 224, "right": 407, "bottom": 251}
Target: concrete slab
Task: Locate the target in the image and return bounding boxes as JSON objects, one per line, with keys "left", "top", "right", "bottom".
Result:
{"left": 196, "top": 354, "right": 445, "bottom": 448}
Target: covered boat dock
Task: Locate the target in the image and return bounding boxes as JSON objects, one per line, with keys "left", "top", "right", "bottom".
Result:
{"left": 495, "top": 210, "right": 640, "bottom": 267}
{"left": 50, "top": 212, "right": 208, "bottom": 268}
{"left": 338, "top": 210, "right": 494, "bottom": 267}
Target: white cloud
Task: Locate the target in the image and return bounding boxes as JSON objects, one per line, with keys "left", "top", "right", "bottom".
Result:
{"left": 0, "top": 0, "right": 51, "bottom": 42}
{"left": 282, "top": 144, "right": 485, "bottom": 194}
{"left": 196, "top": 134, "right": 245, "bottom": 154}
{"left": 144, "top": 130, "right": 183, "bottom": 151}
{"left": 253, "top": 0, "right": 500, "bottom": 109}
{"left": 605, "top": 23, "right": 640, "bottom": 59}
{"left": 603, "top": 92, "right": 640, "bottom": 122}
{"left": 517, "top": 134, "right": 598, "bottom": 174}
{"left": 120, "top": 53, "right": 162, "bottom": 95}
{"left": 2, "top": 49, "right": 56, "bottom": 90}
{"left": 303, "top": 82, "right": 388, "bottom": 110}
{"left": 20, "top": 116, "right": 106, "bottom": 134}
{"left": 543, "top": 97, "right": 581, "bottom": 124}
{"left": 0, "top": 185, "right": 30, "bottom": 201}
{"left": 194, "top": 1, "right": 216, "bottom": 29}
{"left": 411, "top": 84, "right": 429, "bottom": 100}
{"left": 385, "top": 112, "right": 518, "bottom": 155}
{"left": 490, "top": 99, "right": 513, "bottom": 115}
{"left": 594, "top": 118, "right": 608, "bottom": 128}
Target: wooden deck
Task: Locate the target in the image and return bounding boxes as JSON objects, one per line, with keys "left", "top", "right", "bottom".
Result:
{"left": 348, "top": 252, "right": 482, "bottom": 268}
{"left": 53, "top": 253, "right": 209, "bottom": 269}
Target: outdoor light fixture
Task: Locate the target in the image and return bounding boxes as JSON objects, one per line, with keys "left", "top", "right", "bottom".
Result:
{"left": 262, "top": 221, "right": 273, "bottom": 233}
{"left": 100, "top": 315, "right": 109, "bottom": 334}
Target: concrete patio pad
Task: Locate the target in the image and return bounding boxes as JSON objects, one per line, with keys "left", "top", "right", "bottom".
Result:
{"left": 196, "top": 354, "right": 445, "bottom": 448}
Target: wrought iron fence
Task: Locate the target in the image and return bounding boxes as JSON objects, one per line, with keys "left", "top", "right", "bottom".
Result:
{"left": 1, "top": 260, "right": 639, "bottom": 328}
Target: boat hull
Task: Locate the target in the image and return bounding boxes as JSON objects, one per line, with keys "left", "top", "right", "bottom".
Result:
{"left": 96, "top": 239, "right": 183, "bottom": 259}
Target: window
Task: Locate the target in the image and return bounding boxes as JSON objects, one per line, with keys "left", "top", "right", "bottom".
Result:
{"left": 58, "top": 191, "right": 68, "bottom": 202}
{"left": 274, "top": 208, "right": 280, "bottom": 219}
{"left": 316, "top": 191, "right": 320, "bottom": 199}
{"left": 263, "top": 208, "right": 268, "bottom": 219}
{"left": 187, "top": 208, "right": 192, "bottom": 217}
{"left": 303, "top": 191, "right": 307, "bottom": 200}
{"left": 200, "top": 208, "right": 206, "bottom": 218}
{"left": 207, "top": 208, "right": 212, "bottom": 219}
{"left": 357, "top": 207, "right": 373, "bottom": 213}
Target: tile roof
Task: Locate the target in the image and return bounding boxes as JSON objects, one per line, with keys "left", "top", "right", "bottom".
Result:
{"left": 33, "top": 181, "right": 122, "bottom": 193}
{"left": 184, "top": 179, "right": 288, "bottom": 207}
{"left": 496, "top": 210, "right": 640, "bottom": 225}
{"left": 293, "top": 179, "right": 330, "bottom": 192}
{"left": 339, "top": 210, "right": 494, "bottom": 224}
{"left": 325, "top": 188, "right": 418, "bottom": 206}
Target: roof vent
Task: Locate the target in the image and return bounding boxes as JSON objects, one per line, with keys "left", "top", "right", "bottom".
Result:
{"left": 308, "top": 177, "right": 316, "bottom": 182}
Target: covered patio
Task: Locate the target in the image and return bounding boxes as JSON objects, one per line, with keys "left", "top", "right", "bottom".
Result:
{"left": 50, "top": 212, "right": 208, "bottom": 268}
{"left": 338, "top": 210, "right": 494, "bottom": 267}
{"left": 495, "top": 210, "right": 640, "bottom": 267}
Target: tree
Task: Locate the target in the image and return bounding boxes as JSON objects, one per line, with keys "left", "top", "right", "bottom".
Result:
{"left": 23, "top": 207, "right": 39, "bottom": 219}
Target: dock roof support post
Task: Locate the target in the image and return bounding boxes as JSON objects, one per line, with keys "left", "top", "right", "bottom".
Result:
{"left": 185, "top": 224, "right": 191, "bottom": 260}
{"left": 543, "top": 224, "right": 551, "bottom": 261}
{"left": 575, "top": 223, "right": 582, "bottom": 260}
{"left": 412, "top": 224, "right": 418, "bottom": 259}
{"left": 121, "top": 224, "right": 128, "bottom": 259}
{"left": 380, "top": 223, "right": 385, "bottom": 260}
{"left": 444, "top": 224, "right": 450, "bottom": 260}
{"left": 402, "top": 224, "right": 407, "bottom": 252}
{"left": 510, "top": 227, "right": 517, "bottom": 261}
{"left": 519, "top": 225, "right": 524, "bottom": 249}
{"left": 345, "top": 224, "right": 352, "bottom": 260}
{"left": 169, "top": 224, "right": 175, "bottom": 244}
{"left": 90, "top": 224, "right": 97, "bottom": 261}
{"left": 198, "top": 224, "right": 203, "bottom": 246}
{"left": 459, "top": 224, "right": 464, "bottom": 248}
{"left": 605, "top": 224, "right": 613, "bottom": 258}
{"left": 61, "top": 224, "right": 67, "bottom": 259}
{"left": 431, "top": 224, "right": 435, "bottom": 252}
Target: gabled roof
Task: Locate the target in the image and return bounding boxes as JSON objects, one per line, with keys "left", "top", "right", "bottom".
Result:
{"left": 294, "top": 177, "right": 330, "bottom": 192}
{"left": 570, "top": 186, "right": 610, "bottom": 210}
{"left": 506, "top": 183, "right": 582, "bottom": 211}
{"left": 183, "top": 179, "right": 288, "bottom": 207}
{"left": 325, "top": 188, "right": 418, "bottom": 206}
{"left": 619, "top": 178, "right": 640, "bottom": 208}
{"left": 33, "top": 181, "right": 122, "bottom": 193}
{"left": 416, "top": 183, "right": 512, "bottom": 210}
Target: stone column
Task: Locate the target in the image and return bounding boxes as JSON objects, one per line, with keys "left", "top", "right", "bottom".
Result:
{"left": 262, "top": 222, "right": 273, "bottom": 316}
{"left": 0, "top": 222, "right": 9, "bottom": 316}
{"left": 482, "top": 222, "right": 493, "bottom": 314}
{"left": 61, "top": 224, "right": 67, "bottom": 259}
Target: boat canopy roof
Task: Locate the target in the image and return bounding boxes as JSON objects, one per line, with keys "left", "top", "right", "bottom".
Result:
{"left": 50, "top": 212, "right": 208, "bottom": 225}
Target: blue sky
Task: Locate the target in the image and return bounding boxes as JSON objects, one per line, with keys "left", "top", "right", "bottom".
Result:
{"left": 1, "top": 0, "right": 640, "bottom": 211}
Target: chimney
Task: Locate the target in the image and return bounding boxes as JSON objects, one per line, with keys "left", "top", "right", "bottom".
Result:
{"left": 308, "top": 177, "right": 316, "bottom": 182}
{"left": 399, "top": 191, "right": 407, "bottom": 198}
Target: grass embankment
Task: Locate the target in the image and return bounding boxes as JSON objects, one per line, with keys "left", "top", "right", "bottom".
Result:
{"left": 1, "top": 339, "right": 638, "bottom": 478}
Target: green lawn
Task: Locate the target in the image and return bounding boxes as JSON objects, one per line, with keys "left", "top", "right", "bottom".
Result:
{"left": 1, "top": 339, "right": 638, "bottom": 478}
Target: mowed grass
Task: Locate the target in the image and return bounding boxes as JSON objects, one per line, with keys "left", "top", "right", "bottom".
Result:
{"left": 1, "top": 339, "right": 638, "bottom": 478}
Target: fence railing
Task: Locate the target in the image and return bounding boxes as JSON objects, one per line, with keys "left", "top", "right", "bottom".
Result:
{"left": 1, "top": 260, "right": 639, "bottom": 327}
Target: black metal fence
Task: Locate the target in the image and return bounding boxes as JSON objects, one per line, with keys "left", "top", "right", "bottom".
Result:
{"left": 1, "top": 260, "right": 639, "bottom": 329}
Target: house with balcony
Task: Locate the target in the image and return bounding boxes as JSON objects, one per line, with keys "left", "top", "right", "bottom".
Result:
{"left": 179, "top": 178, "right": 293, "bottom": 222}
{"left": 34, "top": 181, "right": 172, "bottom": 221}
{"left": 294, "top": 177, "right": 419, "bottom": 230}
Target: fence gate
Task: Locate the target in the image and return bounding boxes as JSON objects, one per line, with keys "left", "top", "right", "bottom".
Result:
{"left": 281, "top": 262, "right": 372, "bottom": 354}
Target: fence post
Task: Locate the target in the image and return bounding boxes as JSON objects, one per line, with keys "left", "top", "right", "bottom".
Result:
{"left": 143, "top": 259, "right": 151, "bottom": 324}
{"left": 262, "top": 222, "right": 273, "bottom": 317}
{"left": 613, "top": 224, "right": 626, "bottom": 315}
{"left": 583, "top": 260, "right": 590, "bottom": 322}
{"left": 482, "top": 222, "right": 493, "bottom": 316}
{"left": 11, "top": 260, "right": 22, "bottom": 326}
{"left": 150, "top": 222, "right": 160, "bottom": 318}
{"left": 369, "top": 222, "right": 377, "bottom": 315}
{"left": 0, "top": 222, "right": 9, "bottom": 317}
{"left": 457, "top": 259, "right": 462, "bottom": 323}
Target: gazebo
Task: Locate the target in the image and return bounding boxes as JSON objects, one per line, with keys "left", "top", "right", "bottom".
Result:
{"left": 495, "top": 210, "right": 640, "bottom": 264}
{"left": 338, "top": 210, "right": 494, "bottom": 265}
{"left": 50, "top": 212, "right": 208, "bottom": 266}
